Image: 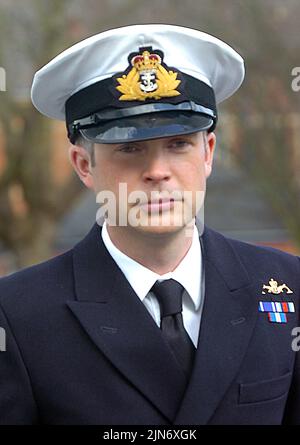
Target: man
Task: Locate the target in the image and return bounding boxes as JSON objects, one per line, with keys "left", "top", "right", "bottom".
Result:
{"left": 0, "top": 24, "right": 300, "bottom": 425}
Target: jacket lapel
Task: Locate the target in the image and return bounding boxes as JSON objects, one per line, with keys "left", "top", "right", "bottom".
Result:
{"left": 67, "top": 224, "right": 187, "bottom": 423}
{"left": 174, "top": 227, "right": 259, "bottom": 425}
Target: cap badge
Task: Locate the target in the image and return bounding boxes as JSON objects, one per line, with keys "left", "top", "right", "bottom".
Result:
{"left": 116, "top": 49, "right": 181, "bottom": 101}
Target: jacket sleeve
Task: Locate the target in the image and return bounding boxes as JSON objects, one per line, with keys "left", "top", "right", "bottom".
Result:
{"left": 282, "top": 257, "right": 300, "bottom": 424}
{"left": 283, "top": 350, "right": 300, "bottom": 424}
{"left": 0, "top": 301, "right": 39, "bottom": 424}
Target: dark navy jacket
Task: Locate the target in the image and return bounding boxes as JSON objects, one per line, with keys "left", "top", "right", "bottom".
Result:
{"left": 0, "top": 224, "right": 300, "bottom": 425}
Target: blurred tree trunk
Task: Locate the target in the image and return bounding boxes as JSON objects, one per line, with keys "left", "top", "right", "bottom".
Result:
{"left": 0, "top": 101, "right": 83, "bottom": 267}
{"left": 0, "top": 1, "right": 83, "bottom": 268}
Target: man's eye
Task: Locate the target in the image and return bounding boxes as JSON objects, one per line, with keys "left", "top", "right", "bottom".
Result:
{"left": 169, "top": 140, "right": 190, "bottom": 150}
{"left": 117, "top": 145, "right": 141, "bottom": 153}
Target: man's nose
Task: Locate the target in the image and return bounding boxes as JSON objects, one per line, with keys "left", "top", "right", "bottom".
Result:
{"left": 142, "top": 153, "right": 171, "bottom": 184}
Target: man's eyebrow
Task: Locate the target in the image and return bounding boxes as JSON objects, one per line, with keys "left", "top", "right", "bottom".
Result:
{"left": 167, "top": 134, "right": 199, "bottom": 142}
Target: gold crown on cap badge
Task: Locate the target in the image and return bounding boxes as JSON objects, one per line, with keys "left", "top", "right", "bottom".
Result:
{"left": 116, "top": 49, "right": 181, "bottom": 101}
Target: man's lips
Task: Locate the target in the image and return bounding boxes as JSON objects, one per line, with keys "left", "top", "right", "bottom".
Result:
{"left": 138, "top": 198, "right": 181, "bottom": 213}
{"left": 148, "top": 198, "right": 175, "bottom": 204}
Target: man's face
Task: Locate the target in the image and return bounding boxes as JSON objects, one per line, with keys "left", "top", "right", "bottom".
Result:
{"left": 72, "top": 131, "right": 215, "bottom": 236}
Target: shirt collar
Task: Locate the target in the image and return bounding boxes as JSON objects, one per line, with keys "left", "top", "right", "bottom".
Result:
{"left": 101, "top": 221, "right": 202, "bottom": 311}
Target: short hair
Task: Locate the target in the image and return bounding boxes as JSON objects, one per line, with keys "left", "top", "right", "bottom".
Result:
{"left": 75, "top": 134, "right": 96, "bottom": 167}
{"left": 202, "top": 131, "right": 209, "bottom": 152}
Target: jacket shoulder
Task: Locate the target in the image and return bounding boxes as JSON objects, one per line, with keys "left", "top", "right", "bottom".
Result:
{"left": 226, "top": 233, "right": 298, "bottom": 262}
{"left": 0, "top": 249, "right": 74, "bottom": 307}
{"left": 204, "top": 227, "right": 300, "bottom": 278}
{"left": 205, "top": 226, "right": 297, "bottom": 256}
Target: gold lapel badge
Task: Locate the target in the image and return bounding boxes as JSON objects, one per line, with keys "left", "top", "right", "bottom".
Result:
{"left": 259, "top": 278, "right": 295, "bottom": 323}
{"left": 262, "top": 278, "right": 293, "bottom": 295}
{"left": 116, "top": 49, "right": 181, "bottom": 101}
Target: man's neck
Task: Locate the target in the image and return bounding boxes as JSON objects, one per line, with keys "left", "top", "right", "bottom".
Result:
{"left": 106, "top": 223, "right": 195, "bottom": 275}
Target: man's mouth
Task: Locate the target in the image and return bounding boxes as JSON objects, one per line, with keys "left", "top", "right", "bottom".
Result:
{"left": 139, "top": 197, "right": 179, "bottom": 213}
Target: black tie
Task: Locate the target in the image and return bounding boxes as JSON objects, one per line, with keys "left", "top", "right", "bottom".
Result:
{"left": 151, "top": 279, "right": 196, "bottom": 379}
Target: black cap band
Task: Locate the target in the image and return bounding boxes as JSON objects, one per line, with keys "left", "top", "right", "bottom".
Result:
{"left": 66, "top": 71, "right": 217, "bottom": 143}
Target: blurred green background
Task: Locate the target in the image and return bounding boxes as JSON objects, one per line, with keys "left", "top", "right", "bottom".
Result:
{"left": 0, "top": 0, "right": 300, "bottom": 274}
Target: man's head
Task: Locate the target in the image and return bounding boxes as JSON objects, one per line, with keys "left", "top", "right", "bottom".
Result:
{"left": 30, "top": 24, "right": 244, "bottom": 235}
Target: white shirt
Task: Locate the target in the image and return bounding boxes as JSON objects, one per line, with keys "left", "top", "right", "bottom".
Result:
{"left": 101, "top": 221, "right": 204, "bottom": 347}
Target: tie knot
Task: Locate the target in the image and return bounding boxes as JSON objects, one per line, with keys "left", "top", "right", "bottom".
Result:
{"left": 151, "top": 279, "right": 184, "bottom": 317}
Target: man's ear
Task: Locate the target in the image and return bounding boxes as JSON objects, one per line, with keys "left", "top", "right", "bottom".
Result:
{"left": 204, "top": 131, "right": 216, "bottom": 179}
{"left": 68, "top": 144, "right": 94, "bottom": 189}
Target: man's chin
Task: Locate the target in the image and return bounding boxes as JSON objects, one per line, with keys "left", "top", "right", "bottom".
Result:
{"left": 130, "top": 223, "right": 183, "bottom": 236}
{"left": 126, "top": 213, "right": 195, "bottom": 237}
